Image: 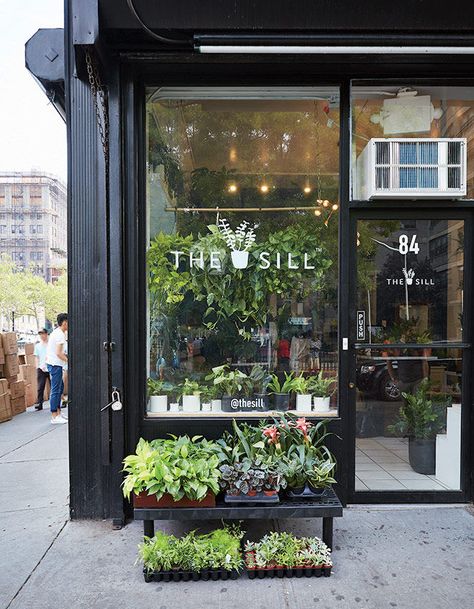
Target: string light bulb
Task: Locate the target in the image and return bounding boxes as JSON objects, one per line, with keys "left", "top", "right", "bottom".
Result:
{"left": 260, "top": 183, "right": 269, "bottom": 194}
{"left": 314, "top": 209, "right": 322, "bottom": 217}
{"left": 322, "top": 200, "right": 330, "bottom": 208}
{"left": 332, "top": 203, "right": 339, "bottom": 211}
{"left": 228, "top": 183, "right": 238, "bottom": 193}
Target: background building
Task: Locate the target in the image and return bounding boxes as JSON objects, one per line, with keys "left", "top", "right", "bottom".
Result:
{"left": 0, "top": 171, "right": 67, "bottom": 282}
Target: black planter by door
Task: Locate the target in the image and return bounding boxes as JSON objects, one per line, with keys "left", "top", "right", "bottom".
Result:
{"left": 408, "top": 438, "right": 436, "bottom": 475}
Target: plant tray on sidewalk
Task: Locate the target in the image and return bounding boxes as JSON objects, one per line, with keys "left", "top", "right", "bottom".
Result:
{"left": 134, "top": 491, "right": 216, "bottom": 509}
{"left": 246, "top": 565, "right": 332, "bottom": 579}
{"left": 143, "top": 568, "right": 240, "bottom": 583}
{"left": 224, "top": 491, "right": 280, "bottom": 505}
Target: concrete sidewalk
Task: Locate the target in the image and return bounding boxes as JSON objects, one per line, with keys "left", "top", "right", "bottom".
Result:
{"left": 1, "top": 409, "right": 474, "bottom": 609}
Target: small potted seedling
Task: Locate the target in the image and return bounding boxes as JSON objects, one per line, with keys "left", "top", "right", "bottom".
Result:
{"left": 147, "top": 378, "right": 168, "bottom": 413}
{"left": 306, "top": 459, "right": 337, "bottom": 497}
{"left": 292, "top": 374, "right": 313, "bottom": 412}
{"left": 309, "top": 371, "right": 336, "bottom": 412}
{"left": 267, "top": 372, "right": 296, "bottom": 411}
{"left": 180, "top": 379, "right": 201, "bottom": 413}
{"left": 249, "top": 365, "right": 271, "bottom": 410}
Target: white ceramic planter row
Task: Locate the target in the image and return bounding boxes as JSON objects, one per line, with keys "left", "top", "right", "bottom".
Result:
{"left": 296, "top": 395, "right": 331, "bottom": 412}
{"left": 149, "top": 394, "right": 331, "bottom": 414}
{"left": 148, "top": 395, "right": 222, "bottom": 413}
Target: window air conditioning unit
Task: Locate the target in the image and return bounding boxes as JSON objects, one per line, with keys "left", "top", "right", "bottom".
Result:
{"left": 356, "top": 138, "right": 467, "bottom": 199}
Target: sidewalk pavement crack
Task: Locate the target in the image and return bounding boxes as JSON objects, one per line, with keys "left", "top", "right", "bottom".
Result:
{"left": 5, "top": 519, "right": 69, "bottom": 609}
{"left": 0, "top": 427, "right": 60, "bottom": 460}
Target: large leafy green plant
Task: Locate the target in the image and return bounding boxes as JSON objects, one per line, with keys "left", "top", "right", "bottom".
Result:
{"left": 205, "top": 364, "right": 252, "bottom": 396}
{"left": 308, "top": 371, "right": 337, "bottom": 398}
{"left": 267, "top": 372, "right": 296, "bottom": 394}
{"left": 122, "top": 436, "right": 225, "bottom": 502}
{"left": 388, "top": 380, "right": 447, "bottom": 440}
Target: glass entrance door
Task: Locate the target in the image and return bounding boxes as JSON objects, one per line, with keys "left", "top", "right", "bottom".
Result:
{"left": 353, "top": 216, "right": 468, "bottom": 495}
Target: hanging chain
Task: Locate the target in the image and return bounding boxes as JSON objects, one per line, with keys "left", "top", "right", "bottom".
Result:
{"left": 85, "top": 49, "right": 109, "bottom": 174}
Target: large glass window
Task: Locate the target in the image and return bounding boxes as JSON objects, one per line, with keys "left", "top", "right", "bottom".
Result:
{"left": 352, "top": 85, "right": 474, "bottom": 200}
{"left": 145, "top": 87, "right": 340, "bottom": 417}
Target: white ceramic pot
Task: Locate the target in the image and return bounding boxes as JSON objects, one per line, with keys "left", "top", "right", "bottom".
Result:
{"left": 313, "top": 396, "right": 331, "bottom": 412}
{"left": 231, "top": 250, "right": 249, "bottom": 269}
{"left": 149, "top": 395, "right": 168, "bottom": 413}
{"left": 201, "top": 402, "right": 212, "bottom": 412}
{"left": 169, "top": 402, "right": 180, "bottom": 413}
{"left": 296, "top": 394, "right": 312, "bottom": 412}
{"left": 182, "top": 395, "right": 201, "bottom": 412}
{"left": 211, "top": 399, "right": 222, "bottom": 412}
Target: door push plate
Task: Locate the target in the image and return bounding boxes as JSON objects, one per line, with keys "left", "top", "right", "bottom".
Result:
{"left": 342, "top": 337, "right": 349, "bottom": 350}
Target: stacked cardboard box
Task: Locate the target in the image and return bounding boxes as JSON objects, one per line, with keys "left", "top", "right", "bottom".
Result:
{"left": 0, "top": 378, "right": 12, "bottom": 423}
{"left": 10, "top": 379, "right": 26, "bottom": 415}
{"left": 19, "top": 364, "right": 37, "bottom": 407}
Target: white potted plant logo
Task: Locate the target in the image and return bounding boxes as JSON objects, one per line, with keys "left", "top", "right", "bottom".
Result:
{"left": 402, "top": 267, "right": 415, "bottom": 286}
{"left": 218, "top": 218, "right": 256, "bottom": 269}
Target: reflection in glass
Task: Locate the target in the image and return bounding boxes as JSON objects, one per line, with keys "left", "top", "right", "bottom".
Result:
{"left": 145, "top": 88, "right": 340, "bottom": 417}
{"left": 357, "top": 219, "right": 464, "bottom": 344}
{"left": 356, "top": 348, "right": 462, "bottom": 491}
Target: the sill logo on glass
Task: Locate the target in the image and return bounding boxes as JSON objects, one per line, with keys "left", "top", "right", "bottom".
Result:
{"left": 170, "top": 218, "right": 316, "bottom": 271}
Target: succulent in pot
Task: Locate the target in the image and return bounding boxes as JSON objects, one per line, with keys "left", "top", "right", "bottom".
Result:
{"left": 267, "top": 372, "right": 296, "bottom": 411}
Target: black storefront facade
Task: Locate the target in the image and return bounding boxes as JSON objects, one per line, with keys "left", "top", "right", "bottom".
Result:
{"left": 27, "top": 1, "right": 474, "bottom": 523}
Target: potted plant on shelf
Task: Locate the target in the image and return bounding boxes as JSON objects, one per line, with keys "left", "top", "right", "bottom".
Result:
{"left": 206, "top": 365, "right": 253, "bottom": 412}
{"left": 292, "top": 374, "right": 314, "bottom": 412}
{"left": 309, "top": 371, "right": 336, "bottom": 412}
{"left": 147, "top": 378, "right": 169, "bottom": 413}
{"left": 199, "top": 385, "right": 214, "bottom": 412}
{"left": 180, "top": 378, "right": 201, "bottom": 412}
{"left": 388, "top": 379, "right": 446, "bottom": 475}
{"left": 249, "top": 364, "right": 271, "bottom": 410}
{"left": 267, "top": 372, "right": 296, "bottom": 411}
{"left": 218, "top": 420, "right": 285, "bottom": 503}
{"left": 122, "top": 436, "right": 223, "bottom": 508}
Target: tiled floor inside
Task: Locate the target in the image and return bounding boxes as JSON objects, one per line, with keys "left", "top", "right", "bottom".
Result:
{"left": 355, "top": 437, "right": 452, "bottom": 491}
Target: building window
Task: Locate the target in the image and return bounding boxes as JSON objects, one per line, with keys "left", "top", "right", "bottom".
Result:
{"left": 0, "top": 185, "right": 5, "bottom": 204}
{"left": 37, "top": 225, "right": 43, "bottom": 234}
{"left": 352, "top": 85, "right": 474, "bottom": 200}
{"left": 12, "top": 184, "right": 24, "bottom": 204}
{"left": 0, "top": 225, "right": 6, "bottom": 234}
{"left": 30, "top": 251, "right": 43, "bottom": 261}
{"left": 145, "top": 86, "right": 340, "bottom": 418}
{"left": 30, "top": 225, "right": 37, "bottom": 234}
{"left": 29, "top": 185, "right": 42, "bottom": 201}
{"left": 11, "top": 252, "right": 25, "bottom": 262}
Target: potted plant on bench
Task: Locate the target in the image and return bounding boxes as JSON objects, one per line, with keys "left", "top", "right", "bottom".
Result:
{"left": 180, "top": 378, "right": 202, "bottom": 413}
{"left": 292, "top": 373, "right": 314, "bottom": 412}
{"left": 122, "top": 436, "right": 223, "bottom": 508}
{"left": 207, "top": 365, "right": 252, "bottom": 412}
{"left": 147, "top": 378, "right": 169, "bottom": 413}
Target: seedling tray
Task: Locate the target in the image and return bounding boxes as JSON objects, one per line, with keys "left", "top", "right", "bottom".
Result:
{"left": 246, "top": 565, "right": 332, "bottom": 579}
{"left": 224, "top": 492, "right": 280, "bottom": 505}
{"left": 143, "top": 568, "right": 240, "bottom": 583}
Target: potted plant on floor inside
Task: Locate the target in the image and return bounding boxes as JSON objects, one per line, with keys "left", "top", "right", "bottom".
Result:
{"left": 388, "top": 379, "right": 446, "bottom": 475}
{"left": 122, "top": 436, "right": 223, "bottom": 508}
{"left": 267, "top": 372, "right": 296, "bottom": 411}
{"left": 309, "top": 371, "right": 336, "bottom": 412}
{"left": 218, "top": 420, "right": 285, "bottom": 503}
{"left": 180, "top": 378, "right": 202, "bottom": 412}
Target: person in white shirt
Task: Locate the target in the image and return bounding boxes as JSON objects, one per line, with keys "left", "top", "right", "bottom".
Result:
{"left": 33, "top": 328, "right": 49, "bottom": 411}
{"left": 46, "top": 313, "right": 68, "bottom": 425}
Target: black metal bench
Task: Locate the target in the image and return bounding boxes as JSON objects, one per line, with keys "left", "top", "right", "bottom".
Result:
{"left": 134, "top": 489, "right": 343, "bottom": 549}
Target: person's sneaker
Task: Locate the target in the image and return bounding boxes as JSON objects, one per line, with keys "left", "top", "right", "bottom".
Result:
{"left": 34, "top": 404, "right": 43, "bottom": 411}
{"left": 51, "top": 415, "right": 67, "bottom": 425}
{"left": 59, "top": 413, "right": 68, "bottom": 421}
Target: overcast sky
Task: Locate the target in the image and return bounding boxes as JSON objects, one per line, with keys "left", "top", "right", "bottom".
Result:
{"left": 0, "top": 0, "right": 66, "bottom": 181}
